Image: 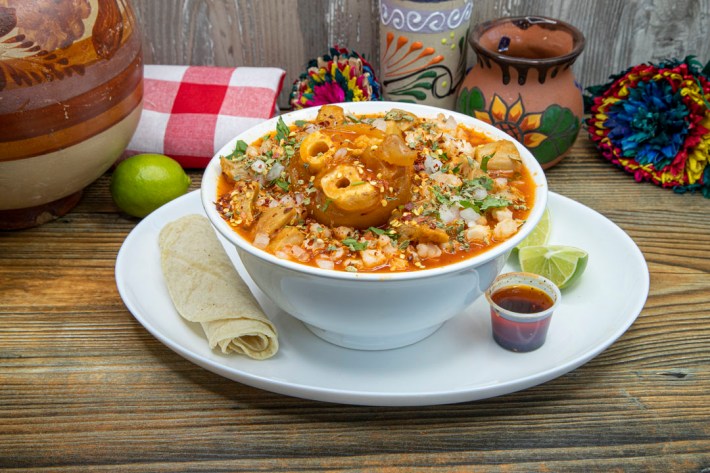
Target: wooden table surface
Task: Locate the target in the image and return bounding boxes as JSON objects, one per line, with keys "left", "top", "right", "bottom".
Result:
{"left": 1, "top": 135, "right": 708, "bottom": 472}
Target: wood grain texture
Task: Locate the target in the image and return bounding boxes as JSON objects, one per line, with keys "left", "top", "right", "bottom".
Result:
{"left": 1, "top": 133, "right": 709, "bottom": 471}
{"left": 131, "top": 0, "right": 710, "bottom": 107}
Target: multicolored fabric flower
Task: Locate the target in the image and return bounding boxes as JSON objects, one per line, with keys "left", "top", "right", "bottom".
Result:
{"left": 289, "top": 46, "right": 382, "bottom": 109}
{"left": 585, "top": 57, "right": 710, "bottom": 197}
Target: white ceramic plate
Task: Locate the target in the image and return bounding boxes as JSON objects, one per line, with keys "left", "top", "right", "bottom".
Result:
{"left": 115, "top": 190, "right": 649, "bottom": 406}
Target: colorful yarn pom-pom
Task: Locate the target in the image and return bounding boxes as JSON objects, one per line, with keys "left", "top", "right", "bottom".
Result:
{"left": 585, "top": 57, "right": 710, "bottom": 197}
{"left": 289, "top": 46, "right": 382, "bottom": 110}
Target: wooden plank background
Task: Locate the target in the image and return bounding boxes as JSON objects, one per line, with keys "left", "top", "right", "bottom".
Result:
{"left": 131, "top": 0, "right": 710, "bottom": 108}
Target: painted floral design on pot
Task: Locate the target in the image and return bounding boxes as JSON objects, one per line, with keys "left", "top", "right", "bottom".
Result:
{"left": 457, "top": 16, "right": 585, "bottom": 169}
{"left": 379, "top": 0, "right": 472, "bottom": 109}
{"left": 0, "top": 0, "right": 143, "bottom": 229}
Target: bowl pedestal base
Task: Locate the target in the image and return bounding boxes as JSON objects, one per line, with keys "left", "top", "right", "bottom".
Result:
{"left": 305, "top": 322, "right": 443, "bottom": 351}
{"left": 0, "top": 191, "right": 83, "bottom": 230}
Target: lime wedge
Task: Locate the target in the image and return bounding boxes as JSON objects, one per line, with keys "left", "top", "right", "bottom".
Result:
{"left": 516, "top": 207, "right": 551, "bottom": 251}
{"left": 518, "top": 245, "right": 589, "bottom": 289}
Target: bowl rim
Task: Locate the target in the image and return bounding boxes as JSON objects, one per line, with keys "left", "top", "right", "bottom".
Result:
{"left": 201, "top": 101, "right": 548, "bottom": 282}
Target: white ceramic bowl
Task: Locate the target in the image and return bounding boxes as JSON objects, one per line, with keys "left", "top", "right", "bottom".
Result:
{"left": 201, "top": 102, "right": 548, "bottom": 350}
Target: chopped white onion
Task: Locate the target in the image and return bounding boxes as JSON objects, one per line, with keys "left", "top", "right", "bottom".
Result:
{"left": 266, "top": 162, "right": 284, "bottom": 181}
{"left": 432, "top": 171, "right": 462, "bottom": 187}
{"left": 460, "top": 207, "right": 481, "bottom": 225}
{"left": 253, "top": 232, "right": 270, "bottom": 249}
{"left": 472, "top": 187, "right": 488, "bottom": 200}
{"left": 439, "top": 204, "right": 460, "bottom": 224}
{"left": 290, "top": 245, "right": 309, "bottom": 262}
{"left": 372, "top": 118, "right": 387, "bottom": 131}
{"left": 251, "top": 159, "right": 266, "bottom": 174}
{"left": 316, "top": 259, "right": 335, "bottom": 270}
{"left": 443, "top": 115, "right": 457, "bottom": 130}
{"left": 278, "top": 195, "right": 295, "bottom": 207}
{"left": 334, "top": 147, "right": 348, "bottom": 160}
{"left": 424, "top": 155, "right": 443, "bottom": 174}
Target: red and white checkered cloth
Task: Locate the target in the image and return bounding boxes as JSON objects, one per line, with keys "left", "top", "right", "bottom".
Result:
{"left": 126, "top": 65, "right": 286, "bottom": 168}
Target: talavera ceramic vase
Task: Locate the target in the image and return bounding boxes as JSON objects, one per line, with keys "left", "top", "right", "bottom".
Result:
{"left": 0, "top": 0, "right": 143, "bottom": 229}
{"left": 456, "top": 16, "right": 585, "bottom": 169}
{"left": 379, "top": 0, "right": 473, "bottom": 109}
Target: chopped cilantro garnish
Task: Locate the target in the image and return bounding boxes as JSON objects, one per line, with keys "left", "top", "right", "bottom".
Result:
{"left": 385, "top": 110, "right": 413, "bottom": 121}
{"left": 321, "top": 198, "right": 332, "bottom": 212}
{"left": 458, "top": 200, "right": 478, "bottom": 211}
{"left": 274, "top": 179, "right": 289, "bottom": 192}
{"left": 431, "top": 186, "right": 453, "bottom": 206}
{"left": 294, "top": 120, "right": 308, "bottom": 127}
{"left": 480, "top": 153, "right": 493, "bottom": 172}
{"left": 464, "top": 176, "right": 494, "bottom": 191}
{"left": 368, "top": 227, "right": 396, "bottom": 238}
{"left": 479, "top": 195, "right": 511, "bottom": 211}
{"left": 225, "top": 140, "right": 248, "bottom": 160}
{"left": 275, "top": 117, "right": 290, "bottom": 142}
{"left": 398, "top": 239, "right": 411, "bottom": 250}
{"left": 350, "top": 181, "right": 366, "bottom": 186}
{"left": 235, "top": 140, "right": 248, "bottom": 154}
{"left": 342, "top": 238, "right": 368, "bottom": 251}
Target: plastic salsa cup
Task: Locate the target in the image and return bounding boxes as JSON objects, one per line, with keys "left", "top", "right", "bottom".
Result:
{"left": 485, "top": 272, "right": 562, "bottom": 352}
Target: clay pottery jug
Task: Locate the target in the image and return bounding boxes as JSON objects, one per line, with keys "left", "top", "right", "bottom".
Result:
{"left": 379, "top": 0, "right": 473, "bottom": 109}
{"left": 456, "top": 16, "right": 585, "bottom": 169}
{"left": 0, "top": 0, "right": 143, "bottom": 229}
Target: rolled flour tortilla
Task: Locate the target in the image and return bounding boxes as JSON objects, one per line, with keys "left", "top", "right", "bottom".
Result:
{"left": 158, "top": 214, "right": 278, "bottom": 359}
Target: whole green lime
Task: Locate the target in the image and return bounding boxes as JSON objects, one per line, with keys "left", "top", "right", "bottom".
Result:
{"left": 110, "top": 154, "right": 191, "bottom": 218}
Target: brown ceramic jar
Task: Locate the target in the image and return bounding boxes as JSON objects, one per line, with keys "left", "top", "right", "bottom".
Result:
{"left": 0, "top": 0, "right": 143, "bottom": 229}
{"left": 456, "top": 16, "right": 585, "bottom": 169}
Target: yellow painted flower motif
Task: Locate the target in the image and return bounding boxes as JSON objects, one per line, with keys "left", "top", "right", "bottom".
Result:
{"left": 477, "top": 95, "right": 547, "bottom": 148}
{"left": 687, "top": 117, "right": 710, "bottom": 184}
